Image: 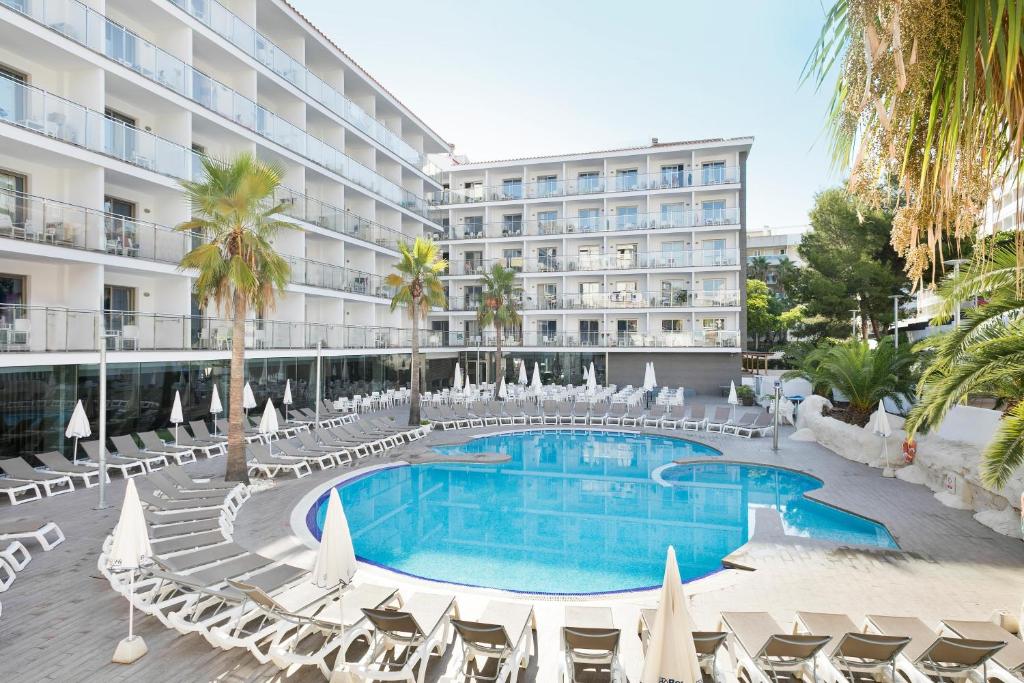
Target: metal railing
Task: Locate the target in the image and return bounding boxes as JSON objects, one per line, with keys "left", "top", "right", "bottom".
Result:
{"left": 167, "top": 0, "right": 427, "bottom": 171}
{"left": 0, "top": 304, "right": 413, "bottom": 353}
{"left": 437, "top": 208, "right": 740, "bottom": 240}
{"left": 444, "top": 249, "right": 740, "bottom": 275}
{"left": 0, "top": 0, "right": 431, "bottom": 215}
{"left": 431, "top": 167, "right": 740, "bottom": 205}
{"left": 0, "top": 189, "right": 395, "bottom": 300}
{"left": 420, "top": 330, "right": 741, "bottom": 349}
{"left": 446, "top": 290, "right": 741, "bottom": 312}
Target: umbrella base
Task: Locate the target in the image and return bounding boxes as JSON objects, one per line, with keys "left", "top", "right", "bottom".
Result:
{"left": 882, "top": 467, "right": 896, "bottom": 478}
{"left": 112, "top": 635, "right": 147, "bottom": 664}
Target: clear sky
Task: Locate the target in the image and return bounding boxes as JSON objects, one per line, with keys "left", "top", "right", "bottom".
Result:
{"left": 290, "top": 0, "right": 841, "bottom": 230}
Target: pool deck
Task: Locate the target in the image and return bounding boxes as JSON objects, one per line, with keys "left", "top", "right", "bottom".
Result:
{"left": 1, "top": 405, "right": 1023, "bottom": 682}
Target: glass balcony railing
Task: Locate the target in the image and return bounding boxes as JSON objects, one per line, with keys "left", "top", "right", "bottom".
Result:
{"left": 437, "top": 208, "right": 740, "bottom": 240}
{"left": 419, "top": 329, "right": 741, "bottom": 349}
{"left": 0, "top": 0, "right": 431, "bottom": 216}
{"left": 446, "top": 289, "right": 741, "bottom": 312}
{"left": 0, "top": 189, "right": 396, "bottom": 301}
{"left": 444, "top": 249, "right": 740, "bottom": 275}
{"left": 0, "top": 77, "right": 409, "bottom": 252}
{"left": 0, "top": 304, "right": 414, "bottom": 353}
{"left": 430, "top": 167, "right": 741, "bottom": 205}
{"left": 167, "top": 0, "right": 428, "bottom": 172}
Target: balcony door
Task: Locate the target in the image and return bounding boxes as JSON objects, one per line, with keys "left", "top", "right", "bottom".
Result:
{"left": 0, "top": 273, "right": 26, "bottom": 326}
{"left": 0, "top": 169, "right": 27, "bottom": 229}
{"left": 0, "top": 67, "right": 28, "bottom": 127}
{"left": 103, "top": 284, "right": 136, "bottom": 334}
{"left": 701, "top": 161, "right": 726, "bottom": 185}
{"left": 579, "top": 319, "right": 599, "bottom": 346}
{"left": 104, "top": 196, "right": 137, "bottom": 256}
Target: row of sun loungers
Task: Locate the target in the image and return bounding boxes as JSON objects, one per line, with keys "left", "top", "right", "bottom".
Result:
{"left": 245, "top": 416, "right": 430, "bottom": 479}
{"left": 0, "top": 519, "right": 66, "bottom": 618}
{"left": 425, "top": 400, "right": 775, "bottom": 438}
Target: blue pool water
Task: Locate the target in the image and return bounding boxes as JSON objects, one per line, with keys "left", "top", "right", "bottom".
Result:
{"left": 307, "top": 430, "right": 897, "bottom": 594}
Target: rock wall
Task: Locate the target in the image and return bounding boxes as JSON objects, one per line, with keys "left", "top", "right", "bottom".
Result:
{"left": 794, "top": 396, "right": 1023, "bottom": 539}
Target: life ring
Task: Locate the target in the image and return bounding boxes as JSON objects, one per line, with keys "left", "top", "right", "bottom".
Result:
{"left": 902, "top": 438, "right": 917, "bottom": 464}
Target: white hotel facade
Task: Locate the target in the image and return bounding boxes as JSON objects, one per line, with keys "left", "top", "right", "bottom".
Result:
{"left": 0, "top": 0, "right": 750, "bottom": 457}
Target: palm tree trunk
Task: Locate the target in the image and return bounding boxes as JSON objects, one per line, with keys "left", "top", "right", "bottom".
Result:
{"left": 226, "top": 292, "right": 249, "bottom": 483}
{"left": 494, "top": 323, "right": 503, "bottom": 389}
{"left": 408, "top": 301, "right": 421, "bottom": 426}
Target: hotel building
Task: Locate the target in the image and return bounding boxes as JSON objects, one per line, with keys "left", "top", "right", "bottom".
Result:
{"left": 0, "top": 0, "right": 750, "bottom": 458}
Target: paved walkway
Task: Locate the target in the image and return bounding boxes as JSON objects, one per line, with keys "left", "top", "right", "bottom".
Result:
{"left": 1, "top": 404, "right": 1022, "bottom": 682}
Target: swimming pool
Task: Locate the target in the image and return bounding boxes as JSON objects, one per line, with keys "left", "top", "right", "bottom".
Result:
{"left": 306, "top": 430, "right": 897, "bottom": 594}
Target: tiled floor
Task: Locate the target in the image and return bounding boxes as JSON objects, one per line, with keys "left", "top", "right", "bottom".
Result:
{"left": 1, "top": 403, "right": 1022, "bottom": 682}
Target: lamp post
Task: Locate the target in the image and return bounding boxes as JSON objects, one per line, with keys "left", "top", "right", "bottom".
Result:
{"left": 96, "top": 320, "right": 109, "bottom": 510}
{"left": 890, "top": 295, "right": 903, "bottom": 349}
{"left": 314, "top": 340, "right": 322, "bottom": 425}
{"left": 944, "top": 259, "right": 969, "bottom": 328}
{"left": 772, "top": 380, "right": 781, "bottom": 452}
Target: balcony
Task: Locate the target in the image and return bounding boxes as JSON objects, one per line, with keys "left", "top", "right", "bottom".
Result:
{"left": 438, "top": 208, "right": 740, "bottom": 240}
{"left": 431, "top": 167, "right": 740, "bottom": 206}
{"left": 0, "top": 0, "right": 431, "bottom": 216}
{"left": 447, "top": 289, "right": 741, "bottom": 312}
{"left": 0, "top": 77, "right": 408, "bottom": 251}
{"left": 444, "top": 249, "right": 740, "bottom": 275}
{"left": 168, "top": 0, "right": 428, "bottom": 171}
{"left": 420, "top": 329, "right": 741, "bottom": 349}
{"left": 0, "top": 305, "right": 413, "bottom": 353}
{"left": 0, "top": 189, "right": 396, "bottom": 300}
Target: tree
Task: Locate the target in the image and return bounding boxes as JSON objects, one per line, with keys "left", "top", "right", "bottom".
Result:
{"left": 746, "top": 279, "right": 776, "bottom": 350}
{"left": 747, "top": 256, "right": 771, "bottom": 282}
{"left": 476, "top": 263, "right": 521, "bottom": 386}
{"left": 774, "top": 257, "right": 800, "bottom": 298}
{"left": 905, "top": 243, "right": 1024, "bottom": 488}
{"left": 804, "top": 0, "right": 1023, "bottom": 282}
{"left": 792, "top": 188, "right": 907, "bottom": 340}
{"left": 386, "top": 237, "right": 447, "bottom": 426}
{"left": 784, "top": 338, "right": 917, "bottom": 425}
{"left": 177, "top": 154, "right": 292, "bottom": 483}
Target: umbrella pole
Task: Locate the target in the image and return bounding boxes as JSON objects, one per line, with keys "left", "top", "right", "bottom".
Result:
{"left": 128, "top": 570, "right": 135, "bottom": 641}
{"left": 174, "top": 423, "right": 178, "bottom": 446}
{"left": 73, "top": 436, "right": 79, "bottom": 464}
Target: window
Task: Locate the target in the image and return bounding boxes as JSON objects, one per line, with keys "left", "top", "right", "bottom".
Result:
{"left": 660, "top": 164, "right": 686, "bottom": 188}
{"left": 662, "top": 242, "right": 686, "bottom": 267}
{"left": 662, "top": 319, "right": 684, "bottom": 333}
{"left": 0, "top": 66, "right": 28, "bottom": 126}
{"left": 463, "top": 285, "right": 482, "bottom": 310}
{"left": 539, "top": 283, "right": 558, "bottom": 309}
{"left": 103, "top": 284, "right": 136, "bottom": 332}
{"left": 104, "top": 109, "right": 137, "bottom": 162}
{"left": 616, "top": 319, "right": 638, "bottom": 337}
{"left": 536, "top": 210, "right": 558, "bottom": 234}
{"left": 578, "top": 208, "right": 600, "bottom": 232}
{"left": 615, "top": 206, "right": 639, "bottom": 229}
{"left": 578, "top": 281, "right": 600, "bottom": 307}
{"left": 104, "top": 196, "right": 137, "bottom": 256}
{"left": 701, "top": 278, "right": 726, "bottom": 306}
{"left": 701, "top": 200, "right": 726, "bottom": 225}
{"left": 579, "top": 320, "right": 599, "bottom": 345}
{"left": 501, "top": 178, "right": 522, "bottom": 200}
{"left": 660, "top": 202, "right": 686, "bottom": 228}
{"left": 0, "top": 169, "right": 27, "bottom": 229}
{"left": 0, "top": 274, "right": 26, "bottom": 326}
{"left": 502, "top": 248, "right": 523, "bottom": 271}
{"left": 703, "top": 238, "right": 726, "bottom": 266}
{"left": 615, "top": 281, "right": 638, "bottom": 292}
{"left": 615, "top": 243, "right": 637, "bottom": 269}
{"left": 701, "top": 161, "right": 726, "bottom": 185}
{"left": 501, "top": 213, "right": 522, "bottom": 236}
{"left": 702, "top": 318, "right": 726, "bottom": 330}
{"left": 661, "top": 280, "right": 688, "bottom": 305}
{"left": 538, "top": 320, "right": 558, "bottom": 340}
{"left": 463, "top": 251, "right": 483, "bottom": 274}
{"left": 537, "top": 247, "right": 558, "bottom": 271}
{"left": 615, "top": 169, "right": 638, "bottom": 192}
{"left": 537, "top": 175, "right": 558, "bottom": 197}
{"left": 463, "top": 215, "right": 483, "bottom": 238}
{"left": 577, "top": 171, "right": 600, "bottom": 194}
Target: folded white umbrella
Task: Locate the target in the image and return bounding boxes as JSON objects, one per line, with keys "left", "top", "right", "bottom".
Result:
{"left": 498, "top": 377, "right": 508, "bottom": 399}
{"left": 453, "top": 362, "right": 463, "bottom": 392}
{"left": 531, "top": 362, "right": 542, "bottom": 393}
{"left": 313, "top": 487, "right": 358, "bottom": 675}
{"left": 587, "top": 361, "right": 598, "bottom": 395}
{"left": 170, "top": 390, "right": 184, "bottom": 445}
{"left": 582, "top": 365, "right": 590, "bottom": 384}
{"left": 210, "top": 384, "right": 223, "bottom": 436}
{"left": 649, "top": 361, "right": 657, "bottom": 387}
{"left": 727, "top": 380, "right": 739, "bottom": 420}
{"left": 242, "top": 382, "right": 257, "bottom": 411}
{"left": 108, "top": 478, "right": 152, "bottom": 662}
{"left": 283, "top": 379, "right": 293, "bottom": 421}
{"left": 641, "top": 546, "right": 702, "bottom": 683}
{"left": 65, "top": 399, "right": 91, "bottom": 463}
{"left": 871, "top": 399, "right": 894, "bottom": 475}
{"left": 259, "top": 398, "right": 279, "bottom": 458}
{"left": 517, "top": 359, "right": 528, "bottom": 385}
{"left": 643, "top": 362, "right": 656, "bottom": 391}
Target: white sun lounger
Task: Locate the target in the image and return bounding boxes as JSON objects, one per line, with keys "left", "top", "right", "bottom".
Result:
{"left": 867, "top": 615, "right": 1006, "bottom": 683}
{"left": 0, "top": 519, "right": 65, "bottom": 551}
{"left": 682, "top": 404, "right": 708, "bottom": 431}
{"left": 0, "top": 458, "right": 74, "bottom": 496}
{"left": 0, "top": 478, "right": 42, "bottom": 506}
{"left": 36, "top": 451, "right": 108, "bottom": 488}
{"left": 1, "top": 540, "right": 30, "bottom": 571}
{"left": 721, "top": 611, "right": 832, "bottom": 683}
{"left": 451, "top": 601, "right": 536, "bottom": 683}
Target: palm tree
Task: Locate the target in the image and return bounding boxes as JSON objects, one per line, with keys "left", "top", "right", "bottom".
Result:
{"left": 747, "top": 255, "right": 771, "bottom": 282}
{"left": 784, "top": 337, "right": 917, "bottom": 425}
{"left": 177, "top": 153, "right": 292, "bottom": 483}
{"left": 476, "top": 263, "right": 521, "bottom": 386}
{"left": 386, "top": 237, "right": 447, "bottom": 426}
{"left": 905, "top": 244, "right": 1024, "bottom": 487}
{"left": 804, "top": 1, "right": 1024, "bottom": 282}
